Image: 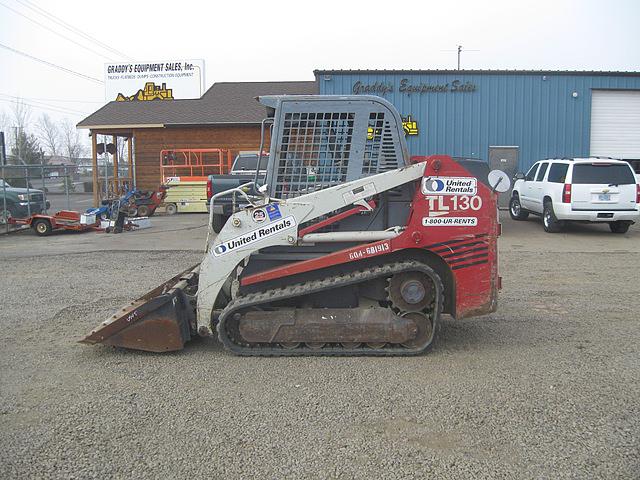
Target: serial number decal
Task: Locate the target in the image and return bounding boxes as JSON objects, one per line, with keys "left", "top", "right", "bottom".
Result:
{"left": 348, "top": 241, "right": 390, "bottom": 260}
{"left": 424, "top": 195, "right": 482, "bottom": 217}
{"left": 422, "top": 217, "right": 478, "bottom": 226}
{"left": 213, "top": 216, "right": 296, "bottom": 257}
{"left": 422, "top": 177, "right": 477, "bottom": 195}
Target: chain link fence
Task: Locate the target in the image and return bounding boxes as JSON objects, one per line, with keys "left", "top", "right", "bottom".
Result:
{"left": 1, "top": 163, "right": 95, "bottom": 234}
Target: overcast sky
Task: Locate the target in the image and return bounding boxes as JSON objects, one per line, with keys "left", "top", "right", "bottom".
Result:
{"left": 1, "top": 0, "right": 639, "bottom": 149}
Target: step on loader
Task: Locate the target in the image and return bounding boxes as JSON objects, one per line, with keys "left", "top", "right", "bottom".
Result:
{"left": 82, "top": 95, "right": 509, "bottom": 356}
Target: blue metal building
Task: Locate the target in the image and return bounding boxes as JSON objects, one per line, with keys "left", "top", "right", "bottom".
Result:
{"left": 315, "top": 70, "right": 640, "bottom": 174}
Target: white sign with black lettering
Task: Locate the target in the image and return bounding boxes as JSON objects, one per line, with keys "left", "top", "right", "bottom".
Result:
{"left": 422, "top": 217, "right": 478, "bottom": 226}
{"left": 213, "top": 216, "right": 296, "bottom": 257}
{"left": 424, "top": 195, "right": 483, "bottom": 217}
{"left": 421, "top": 177, "right": 477, "bottom": 195}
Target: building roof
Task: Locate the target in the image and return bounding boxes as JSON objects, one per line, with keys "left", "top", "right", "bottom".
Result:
{"left": 77, "top": 81, "right": 317, "bottom": 129}
{"left": 314, "top": 69, "right": 640, "bottom": 77}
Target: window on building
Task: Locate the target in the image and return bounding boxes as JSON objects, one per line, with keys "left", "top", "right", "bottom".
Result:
{"left": 525, "top": 163, "right": 539, "bottom": 181}
{"left": 547, "top": 163, "right": 569, "bottom": 183}
{"left": 535, "top": 162, "right": 549, "bottom": 182}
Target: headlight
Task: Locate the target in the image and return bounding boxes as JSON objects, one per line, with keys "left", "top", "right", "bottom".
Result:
{"left": 17, "top": 194, "right": 28, "bottom": 201}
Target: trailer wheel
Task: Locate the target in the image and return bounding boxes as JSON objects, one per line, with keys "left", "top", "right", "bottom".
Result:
{"left": 137, "top": 205, "right": 151, "bottom": 217}
{"left": 165, "top": 203, "right": 177, "bottom": 215}
{"left": 33, "top": 219, "right": 52, "bottom": 236}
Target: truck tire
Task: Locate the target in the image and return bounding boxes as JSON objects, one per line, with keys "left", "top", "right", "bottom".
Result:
{"left": 212, "top": 214, "right": 228, "bottom": 233}
{"left": 609, "top": 221, "right": 631, "bottom": 234}
{"left": 509, "top": 193, "right": 529, "bottom": 220}
{"left": 0, "top": 207, "right": 11, "bottom": 225}
{"left": 33, "top": 218, "right": 52, "bottom": 236}
{"left": 165, "top": 203, "right": 177, "bottom": 215}
{"left": 542, "top": 201, "right": 562, "bottom": 233}
{"left": 137, "top": 205, "right": 150, "bottom": 217}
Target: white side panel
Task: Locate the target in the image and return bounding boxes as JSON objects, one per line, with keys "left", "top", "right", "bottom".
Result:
{"left": 590, "top": 90, "right": 640, "bottom": 159}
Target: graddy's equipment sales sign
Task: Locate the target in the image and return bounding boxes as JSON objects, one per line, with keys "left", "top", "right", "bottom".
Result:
{"left": 104, "top": 59, "right": 204, "bottom": 102}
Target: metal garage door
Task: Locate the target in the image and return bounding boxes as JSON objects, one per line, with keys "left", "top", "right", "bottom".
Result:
{"left": 590, "top": 90, "right": 640, "bottom": 159}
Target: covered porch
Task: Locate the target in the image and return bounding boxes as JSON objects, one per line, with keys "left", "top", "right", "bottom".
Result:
{"left": 89, "top": 128, "right": 135, "bottom": 207}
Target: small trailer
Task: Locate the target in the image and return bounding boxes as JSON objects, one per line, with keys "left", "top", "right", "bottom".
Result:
{"left": 9, "top": 210, "right": 99, "bottom": 236}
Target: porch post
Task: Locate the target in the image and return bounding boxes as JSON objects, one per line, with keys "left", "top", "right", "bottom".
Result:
{"left": 91, "top": 132, "right": 99, "bottom": 207}
{"left": 112, "top": 135, "right": 119, "bottom": 193}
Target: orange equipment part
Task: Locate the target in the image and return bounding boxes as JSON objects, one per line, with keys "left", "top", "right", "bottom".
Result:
{"left": 159, "top": 149, "right": 233, "bottom": 183}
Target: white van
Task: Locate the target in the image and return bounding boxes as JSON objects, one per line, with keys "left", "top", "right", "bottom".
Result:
{"left": 510, "top": 158, "right": 639, "bottom": 233}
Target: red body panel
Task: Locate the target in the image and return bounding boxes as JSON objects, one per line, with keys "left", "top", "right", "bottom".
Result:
{"left": 242, "top": 155, "right": 500, "bottom": 320}
{"left": 10, "top": 210, "right": 98, "bottom": 232}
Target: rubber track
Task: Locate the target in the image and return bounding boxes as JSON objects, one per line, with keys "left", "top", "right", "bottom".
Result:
{"left": 217, "top": 260, "right": 443, "bottom": 357}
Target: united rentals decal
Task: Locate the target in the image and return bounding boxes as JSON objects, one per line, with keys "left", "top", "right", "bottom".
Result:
{"left": 213, "top": 216, "right": 296, "bottom": 257}
{"left": 421, "top": 177, "right": 477, "bottom": 196}
{"left": 422, "top": 217, "right": 478, "bottom": 226}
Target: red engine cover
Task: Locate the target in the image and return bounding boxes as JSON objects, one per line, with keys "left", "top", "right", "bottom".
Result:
{"left": 241, "top": 155, "right": 500, "bottom": 320}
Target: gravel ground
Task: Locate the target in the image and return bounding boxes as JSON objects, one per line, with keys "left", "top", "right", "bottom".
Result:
{"left": 1, "top": 220, "right": 639, "bottom": 479}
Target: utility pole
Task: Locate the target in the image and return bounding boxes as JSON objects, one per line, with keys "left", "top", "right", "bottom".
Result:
{"left": 0, "top": 132, "right": 6, "bottom": 166}
{"left": 448, "top": 45, "right": 478, "bottom": 70}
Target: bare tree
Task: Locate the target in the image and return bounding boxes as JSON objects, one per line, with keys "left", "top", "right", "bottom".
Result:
{"left": 60, "top": 118, "right": 85, "bottom": 163}
{"left": 6, "top": 99, "right": 32, "bottom": 158}
{"left": 0, "top": 109, "right": 9, "bottom": 134}
{"left": 36, "top": 113, "right": 61, "bottom": 157}
{"left": 10, "top": 98, "right": 31, "bottom": 131}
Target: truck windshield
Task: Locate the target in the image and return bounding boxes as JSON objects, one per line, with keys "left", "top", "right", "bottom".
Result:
{"left": 572, "top": 164, "right": 636, "bottom": 185}
{"left": 234, "top": 155, "right": 260, "bottom": 171}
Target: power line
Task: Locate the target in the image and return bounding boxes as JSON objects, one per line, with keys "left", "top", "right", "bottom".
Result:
{"left": 0, "top": 95, "right": 90, "bottom": 116}
{"left": 0, "top": 42, "right": 104, "bottom": 84}
{"left": 0, "top": 94, "right": 90, "bottom": 115}
{"left": 9, "top": 97, "right": 104, "bottom": 104}
{"left": 0, "top": 1, "right": 116, "bottom": 61}
{"left": 15, "top": 0, "right": 133, "bottom": 61}
{"left": 0, "top": 97, "right": 89, "bottom": 116}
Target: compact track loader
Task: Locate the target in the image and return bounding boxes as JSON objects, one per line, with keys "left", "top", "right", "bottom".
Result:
{"left": 82, "top": 95, "right": 507, "bottom": 356}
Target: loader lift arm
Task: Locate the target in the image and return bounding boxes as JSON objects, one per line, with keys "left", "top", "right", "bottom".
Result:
{"left": 195, "top": 161, "right": 427, "bottom": 337}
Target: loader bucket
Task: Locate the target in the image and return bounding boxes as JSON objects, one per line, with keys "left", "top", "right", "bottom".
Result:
{"left": 81, "top": 266, "right": 199, "bottom": 353}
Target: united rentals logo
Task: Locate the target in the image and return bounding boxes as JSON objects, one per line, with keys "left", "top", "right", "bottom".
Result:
{"left": 213, "top": 216, "right": 296, "bottom": 257}
{"left": 421, "top": 177, "right": 477, "bottom": 196}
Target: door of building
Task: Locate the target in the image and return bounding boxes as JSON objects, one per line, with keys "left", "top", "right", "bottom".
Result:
{"left": 488, "top": 146, "right": 519, "bottom": 208}
{"left": 590, "top": 90, "right": 640, "bottom": 163}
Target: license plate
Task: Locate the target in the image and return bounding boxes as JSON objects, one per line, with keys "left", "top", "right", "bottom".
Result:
{"left": 598, "top": 194, "right": 611, "bottom": 201}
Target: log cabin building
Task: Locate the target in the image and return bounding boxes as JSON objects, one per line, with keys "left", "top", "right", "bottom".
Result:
{"left": 77, "top": 81, "right": 316, "bottom": 205}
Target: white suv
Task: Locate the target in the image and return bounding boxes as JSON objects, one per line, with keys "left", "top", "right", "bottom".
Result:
{"left": 510, "top": 158, "right": 639, "bottom": 233}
